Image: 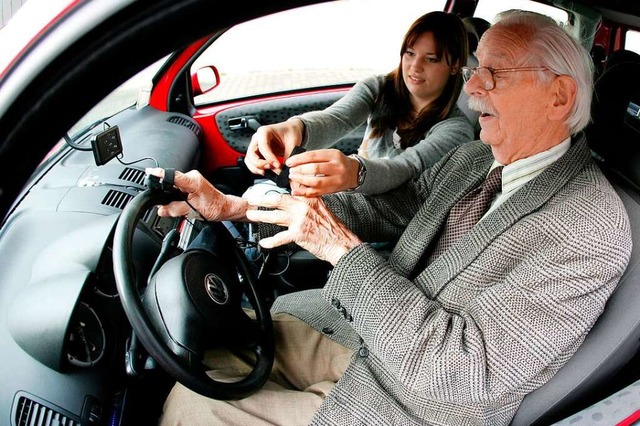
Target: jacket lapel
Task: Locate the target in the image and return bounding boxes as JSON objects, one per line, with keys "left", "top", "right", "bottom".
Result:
{"left": 390, "top": 143, "right": 494, "bottom": 277}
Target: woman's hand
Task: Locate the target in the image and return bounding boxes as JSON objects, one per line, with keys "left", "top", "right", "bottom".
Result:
{"left": 145, "top": 168, "right": 249, "bottom": 221}
{"left": 286, "top": 149, "right": 360, "bottom": 196}
{"left": 244, "top": 119, "right": 305, "bottom": 175}
{"left": 244, "top": 192, "right": 362, "bottom": 265}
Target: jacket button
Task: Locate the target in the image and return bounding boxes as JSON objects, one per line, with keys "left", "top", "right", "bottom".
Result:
{"left": 346, "top": 314, "right": 353, "bottom": 322}
{"left": 358, "top": 347, "right": 369, "bottom": 357}
{"left": 340, "top": 306, "right": 347, "bottom": 317}
{"left": 331, "top": 298, "right": 341, "bottom": 309}
{"left": 322, "top": 327, "right": 334, "bottom": 335}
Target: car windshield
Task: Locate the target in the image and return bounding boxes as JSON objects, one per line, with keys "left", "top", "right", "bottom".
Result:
{"left": 67, "top": 56, "right": 168, "bottom": 138}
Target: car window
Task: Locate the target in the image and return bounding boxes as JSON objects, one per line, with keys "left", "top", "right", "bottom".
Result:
{"left": 474, "top": 0, "right": 568, "bottom": 25}
{"left": 191, "top": 0, "right": 447, "bottom": 106}
{"left": 625, "top": 30, "right": 640, "bottom": 54}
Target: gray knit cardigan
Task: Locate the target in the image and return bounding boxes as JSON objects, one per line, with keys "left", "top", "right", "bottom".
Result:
{"left": 296, "top": 74, "right": 474, "bottom": 194}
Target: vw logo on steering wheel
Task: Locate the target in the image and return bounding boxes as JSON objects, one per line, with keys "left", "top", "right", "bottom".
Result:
{"left": 204, "top": 273, "right": 229, "bottom": 305}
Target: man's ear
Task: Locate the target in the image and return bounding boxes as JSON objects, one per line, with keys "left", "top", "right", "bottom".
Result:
{"left": 548, "top": 75, "right": 577, "bottom": 121}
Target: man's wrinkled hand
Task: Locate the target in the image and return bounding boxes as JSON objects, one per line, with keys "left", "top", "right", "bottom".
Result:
{"left": 145, "top": 168, "right": 248, "bottom": 222}
{"left": 245, "top": 192, "right": 362, "bottom": 265}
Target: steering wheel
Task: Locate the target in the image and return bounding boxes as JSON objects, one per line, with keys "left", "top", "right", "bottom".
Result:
{"left": 113, "top": 188, "right": 274, "bottom": 400}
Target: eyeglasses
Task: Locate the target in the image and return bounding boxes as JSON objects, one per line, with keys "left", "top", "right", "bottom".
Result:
{"left": 461, "top": 66, "right": 549, "bottom": 91}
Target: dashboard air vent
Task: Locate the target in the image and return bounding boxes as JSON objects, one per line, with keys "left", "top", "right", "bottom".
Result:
{"left": 102, "top": 190, "right": 134, "bottom": 210}
{"left": 14, "top": 395, "right": 80, "bottom": 426}
{"left": 167, "top": 115, "right": 202, "bottom": 138}
{"left": 119, "top": 167, "right": 146, "bottom": 185}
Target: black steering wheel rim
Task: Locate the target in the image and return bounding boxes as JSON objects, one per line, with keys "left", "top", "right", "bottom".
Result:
{"left": 113, "top": 188, "right": 274, "bottom": 400}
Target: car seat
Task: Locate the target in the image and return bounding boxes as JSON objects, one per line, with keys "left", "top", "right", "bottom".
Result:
{"left": 457, "top": 17, "right": 491, "bottom": 137}
{"left": 587, "top": 49, "right": 640, "bottom": 183}
{"left": 603, "top": 48, "right": 640, "bottom": 70}
{"left": 510, "top": 50, "right": 640, "bottom": 425}
{"left": 590, "top": 44, "right": 607, "bottom": 79}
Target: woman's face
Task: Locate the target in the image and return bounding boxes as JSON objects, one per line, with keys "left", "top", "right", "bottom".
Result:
{"left": 401, "top": 31, "right": 456, "bottom": 111}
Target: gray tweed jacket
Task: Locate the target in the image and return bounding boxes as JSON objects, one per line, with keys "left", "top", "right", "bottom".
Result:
{"left": 269, "top": 133, "right": 632, "bottom": 425}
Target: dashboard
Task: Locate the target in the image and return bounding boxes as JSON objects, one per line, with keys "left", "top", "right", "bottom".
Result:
{"left": 0, "top": 105, "right": 202, "bottom": 424}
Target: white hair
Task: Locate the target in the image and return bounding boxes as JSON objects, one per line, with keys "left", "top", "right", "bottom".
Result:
{"left": 493, "top": 10, "right": 594, "bottom": 134}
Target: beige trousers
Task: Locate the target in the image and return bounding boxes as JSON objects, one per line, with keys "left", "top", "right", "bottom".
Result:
{"left": 159, "top": 313, "right": 353, "bottom": 425}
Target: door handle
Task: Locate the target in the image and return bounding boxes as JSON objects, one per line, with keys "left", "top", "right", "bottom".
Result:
{"left": 228, "top": 115, "right": 261, "bottom": 131}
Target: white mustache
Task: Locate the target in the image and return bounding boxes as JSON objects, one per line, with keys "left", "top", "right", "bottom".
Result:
{"left": 467, "top": 96, "right": 496, "bottom": 116}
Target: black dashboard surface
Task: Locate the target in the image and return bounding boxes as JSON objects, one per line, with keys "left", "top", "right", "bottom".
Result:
{"left": 0, "top": 105, "right": 202, "bottom": 424}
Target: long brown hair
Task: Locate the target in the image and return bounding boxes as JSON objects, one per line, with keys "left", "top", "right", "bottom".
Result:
{"left": 369, "top": 11, "right": 468, "bottom": 149}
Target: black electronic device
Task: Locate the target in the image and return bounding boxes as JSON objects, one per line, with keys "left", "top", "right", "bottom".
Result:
{"left": 91, "top": 125, "right": 123, "bottom": 166}
{"left": 263, "top": 146, "right": 306, "bottom": 190}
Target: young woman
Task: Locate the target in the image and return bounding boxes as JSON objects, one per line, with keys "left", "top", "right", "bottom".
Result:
{"left": 244, "top": 11, "right": 474, "bottom": 196}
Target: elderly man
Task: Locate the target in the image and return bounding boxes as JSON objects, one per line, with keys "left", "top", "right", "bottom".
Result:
{"left": 155, "top": 10, "right": 631, "bottom": 426}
